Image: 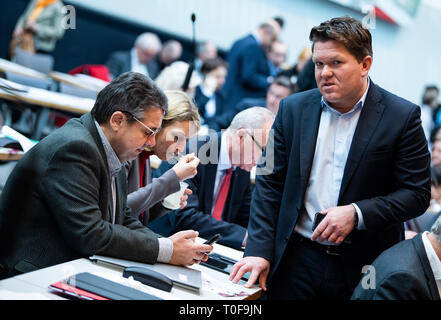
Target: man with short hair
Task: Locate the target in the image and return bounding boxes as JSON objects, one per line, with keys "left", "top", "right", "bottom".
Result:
{"left": 352, "top": 215, "right": 441, "bottom": 300}
{"left": 230, "top": 16, "right": 431, "bottom": 300}
{"left": 154, "top": 107, "right": 275, "bottom": 250}
{"left": 235, "top": 75, "right": 295, "bottom": 115}
{"left": 222, "top": 22, "right": 276, "bottom": 111}
{"left": 0, "top": 72, "right": 212, "bottom": 279}
{"left": 106, "top": 32, "right": 162, "bottom": 79}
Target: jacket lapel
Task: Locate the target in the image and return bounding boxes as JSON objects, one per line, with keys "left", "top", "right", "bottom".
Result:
{"left": 338, "top": 82, "right": 384, "bottom": 202}
{"left": 413, "top": 234, "right": 441, "bottom": 300}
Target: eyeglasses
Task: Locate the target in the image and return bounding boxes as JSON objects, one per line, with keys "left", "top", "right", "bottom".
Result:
{"left": 246, "top": 131, "right": 265, "bottom": 153}
{"left": 122, "top": 111, "right": 161, "bottom": 138}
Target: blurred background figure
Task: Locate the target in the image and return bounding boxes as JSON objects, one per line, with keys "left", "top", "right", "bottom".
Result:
{"left": 222, "top": 21, "right": 277, "bottom": 112}
{"left": 268, "top": 39, "right": 288, "bottom": 77}
{"left": 11, "top": 0, "right": 65, "bottom": 56}
{"left": 235, "top": 75, "right": 296, "bottom": 115}
{"left": 106, "top": 32, "right": 162, "bottom": 79}
{"left": 194, "top": 57, "right": 230, "bottom": 132}
{"left": 156, "top": 39, "right": 183, "bottom": 72}
{"left": 195, "top": 41, "right": 218, "bottom": 76}
{"left": 405, "top": 166, "right": 441, "bottom": 238}
{"left": 420, "top": 85, "right": 439, "bottom": 142}
{"left": 155, "top": 60, "right": 201, "bottom": 96}
{"left": 278, "top": 46, "right": 312, "bottom": 85}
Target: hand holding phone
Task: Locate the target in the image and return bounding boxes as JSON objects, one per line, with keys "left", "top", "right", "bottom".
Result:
{"left": 312, "top": 212, "right": 326, "bottom": 231}
{"left": 203, "top": 233, "right": 221, "bottom": 245}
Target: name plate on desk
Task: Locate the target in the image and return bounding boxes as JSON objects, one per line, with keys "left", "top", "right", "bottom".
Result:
{"left": 89, "top": 255, "right": 202, "bottom": 292}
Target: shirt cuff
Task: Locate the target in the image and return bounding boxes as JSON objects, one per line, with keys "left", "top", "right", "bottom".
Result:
{"left": 157, "top": 237, "right": 174, "bottom": 263}
{"left": 351, "top": 203, "right": 366, "bottom": 230}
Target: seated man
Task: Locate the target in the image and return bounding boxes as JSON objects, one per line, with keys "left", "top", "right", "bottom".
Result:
{"left": 152, "top": 107, "right": 275, "bottom": 249}
{"left": 126, "top": 90, "right": 201, "bottom": 225}
{"left": 0, "top": 72, "right": 212, "bottom": 279}
{"left": 235, "top": 75, "right": 296, "bottom": 115}
{"left": 106, "top": 32, "right": 162, "bottom": 79}
{"left": 351, "top": 215, "right": 441, "bottom": 300}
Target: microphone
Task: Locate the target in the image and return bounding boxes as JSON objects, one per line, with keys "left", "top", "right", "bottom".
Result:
{"left": 182, "top": 13, "right": 197, "bottom": 92}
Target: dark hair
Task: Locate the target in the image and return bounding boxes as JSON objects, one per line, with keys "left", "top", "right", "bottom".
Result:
{"left": 309, "top": 16, "right": 372, "bottom": 63}
{"left": 272, "top": 75, "right": 297, "bottom": 94}
{"left": 91, "top": 72, "right": 168, "bottom": 124}
{"left": 200, "top": 57, "right": 227, "bottom": 75}
{"left": 422, "top": 85, "right": 439, "bottom": 106}
{"left": 273, "top": 16, "right": 284, "bottom": 29}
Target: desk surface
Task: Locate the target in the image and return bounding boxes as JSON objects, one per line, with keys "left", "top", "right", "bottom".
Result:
{"left": 0, "top": 78, "right": 95, "bottom": 114}
{"left": 0, "top": 147, "right": 23, "bottom": 161}
{"left": 49, "top": 71, "right": 108, "bottom": 93}
{"left": 0, "top": 238, "right": 261, "bottom": 300}
{"left": 0, "top": 58, "right": 47, "bottom": 81}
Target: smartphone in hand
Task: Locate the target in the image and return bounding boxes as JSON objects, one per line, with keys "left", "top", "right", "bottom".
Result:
{"left": 203, "top": 233, "right": 221, "bottom": 245}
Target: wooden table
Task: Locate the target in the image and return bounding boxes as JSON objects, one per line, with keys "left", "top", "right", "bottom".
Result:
{"left": 49, "top": 71, "right": 108, "bottom": 93}
{"left": 0, "top": 58, "right": 47, "bottom": 81}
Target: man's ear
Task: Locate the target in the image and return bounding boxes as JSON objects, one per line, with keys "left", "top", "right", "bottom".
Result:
{"left": 361, "top": 55, "right": 373, "bottom": 77}
{"left": 109, "top": 111, "right": 125, "bottom": 131}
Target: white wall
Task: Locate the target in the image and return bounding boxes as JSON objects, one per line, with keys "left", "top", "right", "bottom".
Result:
{"left": 68, "top": 0, "right": 441, "bottom": 104}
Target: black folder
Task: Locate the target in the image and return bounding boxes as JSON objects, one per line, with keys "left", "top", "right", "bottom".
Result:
{"left": 49, "top": 272, "right": 162, "bottom": 300}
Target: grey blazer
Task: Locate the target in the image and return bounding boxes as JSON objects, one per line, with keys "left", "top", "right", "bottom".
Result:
{"left": 0, "top": 113, "right": 162, "bottom": 278}
{"left": 126, "top": 157, "right": 180, "bottom": 225}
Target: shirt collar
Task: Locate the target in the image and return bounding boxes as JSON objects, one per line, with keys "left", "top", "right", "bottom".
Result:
{"left": 94, "top": 120, "right": 122, "bottom": 176}
{"left": 422, "top": 232, "right": 441, "bottom": 281}
{"left": 321, "top": 78, "right": 370, "bottom": 116}
{"left": 218, "top": 131, "right": 233, "bottom": 171}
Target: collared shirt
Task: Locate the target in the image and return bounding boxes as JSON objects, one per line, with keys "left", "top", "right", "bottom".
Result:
{"left": 200, "top": 84, "right": 216, "bottom": 118}
{"left": 211, "top": 131, "right": 236, "bottom": 214}
{"left": 422, "top": 232, "right": 441, "bottom": 298}
{"left": 94, "top": 120, "right": 173, "bottom": 262}
{"left": 295, "top": 79, "right": 370, "bottom": 243}
{"left": 130, "top": 47, "right": 149, "bottom": 77}
{"left": 94, "top": 121, "right": 122, "bottom": 224}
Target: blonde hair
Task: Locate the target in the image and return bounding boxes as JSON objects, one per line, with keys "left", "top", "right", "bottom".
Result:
{"left": 297, "top": 46, "right": 312, "bottom": 63}
{"left": 163, "top": 90, "right": 201, "bottom": 131}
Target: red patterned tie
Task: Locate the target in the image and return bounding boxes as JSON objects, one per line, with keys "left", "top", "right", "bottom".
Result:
{"left": 212, "top": 168, "right": 233, "bottom": 220}
{"left": 138, "top": 150, "right": 154, "bottom": 222}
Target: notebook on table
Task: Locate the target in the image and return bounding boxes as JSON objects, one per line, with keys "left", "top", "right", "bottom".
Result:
{"left": 89, "top": 255, "right": 202, "bottom": 292}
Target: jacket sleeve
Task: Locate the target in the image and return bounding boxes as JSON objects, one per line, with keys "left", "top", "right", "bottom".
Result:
{"left": 40, "top": 140, "right": 161, "bottom": 264}
{"left": 355, "top": 105, "right": 431, "bottom": 230}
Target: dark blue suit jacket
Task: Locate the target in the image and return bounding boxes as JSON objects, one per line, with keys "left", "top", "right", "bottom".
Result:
{"left": 222, "top": 34, "right": 271, "bottom": 111}
{"left": 245, "top": 81, "right": 431, "bottom": 288}
{"left": 351, "top": 233, "right": 440, "bottom": 300}
{"left": 194, "top": 85, "right": 232, "bottom": 131}
{"left": 151, "top": 133, "right": 250, "bottom": 249}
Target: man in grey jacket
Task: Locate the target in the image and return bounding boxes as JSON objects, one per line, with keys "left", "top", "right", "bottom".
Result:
{"left": 0, "top": 72, "right": 212, "bottom": 279}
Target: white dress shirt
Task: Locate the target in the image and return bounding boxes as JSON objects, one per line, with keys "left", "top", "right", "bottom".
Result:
{"left": 295, "top": 80, "right": 370, "bottom": 244}
{"left": 130, "top": 47, "right": 149, "bottom": 77}
{"left": 422, "top": 232, "right": 441, "bottom": 297}
{"left": 211, "top": 132, "right": 235, "bottom": 214}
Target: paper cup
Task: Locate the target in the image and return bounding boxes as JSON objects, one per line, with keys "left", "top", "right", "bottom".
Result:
{"left": 162, "top": 181, "right": 189, "bottom": 210}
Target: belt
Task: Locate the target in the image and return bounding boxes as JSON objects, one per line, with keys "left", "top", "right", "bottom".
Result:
{"left": 291, "top": 233, "right": 348, "bottom": 256}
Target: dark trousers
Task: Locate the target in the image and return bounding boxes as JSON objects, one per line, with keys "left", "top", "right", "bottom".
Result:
{"left": 266, "top": 233, "right": 357, "bottom": 300}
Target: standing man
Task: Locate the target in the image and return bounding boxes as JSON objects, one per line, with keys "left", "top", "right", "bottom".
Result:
{"left": 222, "top": 22, "right": 276, "bottom": 111}
{"left": 0, "top": 72, "right": 212, "bottom": 279}
{"left": 230, "top": 16, "right": 431, "bottom": 299}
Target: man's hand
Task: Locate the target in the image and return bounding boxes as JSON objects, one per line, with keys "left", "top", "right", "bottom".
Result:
{"left": 179, "top": 188, "right": 192, "bottom": 208}
{"left": 168, "top": 230, "right": 212, "bottom": 266}
{"left": 172, "top": 153, "right": 200, "bottom": 181}
{"left": 229, "top": 256, "right": 270, "bottom": 291}
{"left": 311, "top": 204, "right": 356, "bottom": 244}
